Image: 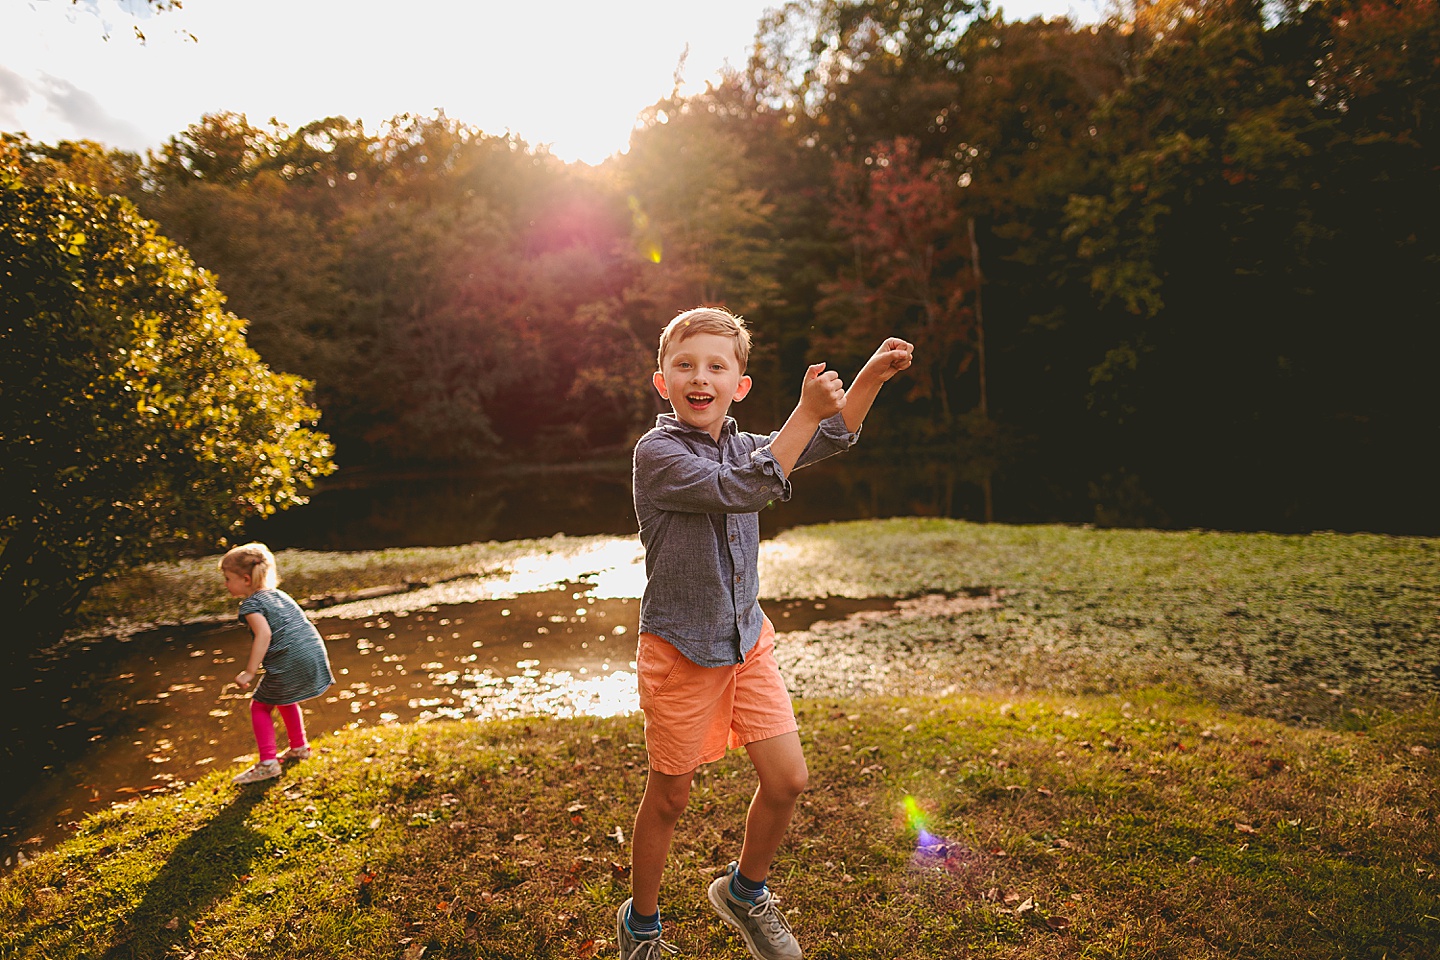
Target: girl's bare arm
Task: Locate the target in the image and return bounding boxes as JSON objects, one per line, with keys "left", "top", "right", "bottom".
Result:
{"left": 236, "top": 613, "right": 272, "bottom": 688}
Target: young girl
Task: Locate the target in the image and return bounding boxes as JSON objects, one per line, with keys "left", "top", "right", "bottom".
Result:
{"left": 220, "top": 542, "right": 335, "bottom": 785}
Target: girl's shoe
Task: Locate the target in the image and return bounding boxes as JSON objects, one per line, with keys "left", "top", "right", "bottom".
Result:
{"left": 280, "top": 745, "right": 312, "bottom": 761}
{"left": 232, "top": 760, "right": 281, "bottom": 784}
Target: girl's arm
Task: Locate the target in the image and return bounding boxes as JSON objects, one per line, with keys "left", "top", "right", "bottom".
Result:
{"left": 236, "top": 613, "right": 272, "bottom": 688}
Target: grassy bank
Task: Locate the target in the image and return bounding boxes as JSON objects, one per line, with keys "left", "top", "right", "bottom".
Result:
{"left": 4, "top": 691, "right": 1437, "bottom": 959}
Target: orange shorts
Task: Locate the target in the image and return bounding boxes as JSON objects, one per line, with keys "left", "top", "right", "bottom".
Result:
{"left": 637, "top": 616, "right": 798, "bottom": 776}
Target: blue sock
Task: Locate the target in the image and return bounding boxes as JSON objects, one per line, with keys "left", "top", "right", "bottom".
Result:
{"left": 730, "top": 868, "right": 767, "bottom": 903}
{"left": 626, "top": 905, "right": 661, "bottom": 939}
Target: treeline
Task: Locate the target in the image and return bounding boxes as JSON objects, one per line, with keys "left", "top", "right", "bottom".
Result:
{"left": 9, "top": 0, "right": 1438, "bottom": 534}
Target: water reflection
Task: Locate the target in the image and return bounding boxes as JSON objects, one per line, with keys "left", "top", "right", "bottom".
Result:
{"left": 1, "top": 589, "right": 895, "bottom": 868}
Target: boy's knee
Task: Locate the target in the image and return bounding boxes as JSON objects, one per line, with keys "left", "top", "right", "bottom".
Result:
{"left": 765, "top": 766, "right": 808, "bottom": 802}
{"left": 644, "top": 772, "right": 694, "bottom": 822}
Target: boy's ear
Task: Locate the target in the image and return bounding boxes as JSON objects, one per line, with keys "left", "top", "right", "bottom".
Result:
{"left": 733, "top": 375, "right": 752, "bottom": 402}
{"left": 652, "top": 370, "right": 669, "bottom": 400}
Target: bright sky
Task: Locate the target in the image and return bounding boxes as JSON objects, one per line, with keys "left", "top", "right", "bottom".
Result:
{"left": 1, "top": 0, "right": 1102, "bottom": 165}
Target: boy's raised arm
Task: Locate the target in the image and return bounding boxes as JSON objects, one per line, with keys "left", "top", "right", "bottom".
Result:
{"left": 841, "top": 337, "right": 915, "bottom": 433}
{"left": 768, "top": 362, "right": 847, "bottom": 475}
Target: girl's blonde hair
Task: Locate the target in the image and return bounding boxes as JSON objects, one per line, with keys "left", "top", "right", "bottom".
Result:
{"left": 657, "top": 306, "right": 752, "bottom": 371}
{"left": 219, "top": 542, "right": 279, "bottom": 590}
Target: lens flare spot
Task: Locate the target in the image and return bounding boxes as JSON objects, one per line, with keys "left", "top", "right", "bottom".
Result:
{"left": 904, "top": 795, "right": 970, "bottom": 872}
{"left": 902, "top": 794, "right": 930, "bottom": 832}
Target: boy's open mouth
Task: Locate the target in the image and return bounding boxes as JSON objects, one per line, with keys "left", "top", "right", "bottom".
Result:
{"left": 686, "top": 393, "right": 714, "bottom": 410}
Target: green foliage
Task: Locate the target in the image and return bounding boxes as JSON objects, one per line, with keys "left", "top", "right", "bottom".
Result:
{"left": 138, "top": 111, "right": 646, "bottom": 463}
{"left": 0, "top": 166, "right": 334, "bottom": 649}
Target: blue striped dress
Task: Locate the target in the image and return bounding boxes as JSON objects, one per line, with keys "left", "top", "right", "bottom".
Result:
{"left": 238, "top": 589, "right": 335, "bottom": 705}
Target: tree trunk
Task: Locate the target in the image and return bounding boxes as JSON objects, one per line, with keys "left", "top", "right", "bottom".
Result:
{"left": 969, "top": 217, "right": 994, "bottom": 523}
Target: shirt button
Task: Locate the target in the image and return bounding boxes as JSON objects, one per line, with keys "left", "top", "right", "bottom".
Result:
{"left": 729, "top": 534, "right": 737, "bottom": 542}
{"left": 734, "top": 575, "right": 742, "bottom": 584}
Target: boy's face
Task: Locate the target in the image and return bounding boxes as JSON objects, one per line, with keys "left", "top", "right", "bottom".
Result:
{"left": 653, "top": 331, "right": 751, "bottom": 441}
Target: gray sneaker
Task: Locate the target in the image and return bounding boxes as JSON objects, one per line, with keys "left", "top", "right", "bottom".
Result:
{"left": 232, "top": 759, "right": 281, "bottom": 784}
{"left": 706, "top": 863, "right": 802, "bottom": 960}
{"left": 616, "top": 899, "right": 679, "bottom": 959}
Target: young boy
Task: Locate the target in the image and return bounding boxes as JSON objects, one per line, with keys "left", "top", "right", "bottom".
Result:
{"left": 619, "top": 307, "right": 914, "bottom": 960}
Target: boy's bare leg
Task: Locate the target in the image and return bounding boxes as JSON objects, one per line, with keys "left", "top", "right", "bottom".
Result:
{"left": 738, "top": 731, "right": 808, "bottom": 882}
{"left": 630, "top": 767, "right": 696, "bottom": 915}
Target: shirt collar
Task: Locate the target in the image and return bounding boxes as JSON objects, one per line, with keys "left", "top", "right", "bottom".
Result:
{"left": 655, "top": 412, "right": 736, "bottom": 441}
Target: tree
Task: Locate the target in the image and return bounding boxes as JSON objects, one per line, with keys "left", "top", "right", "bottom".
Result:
{"left": 1055, "top": 0, "right": 1439, "bottom": 530}
{"left": 0, "top": 166, "right": 334, "bottom": 654}
{"left": 822, "top": 136, "right": 976, "bottom": 422}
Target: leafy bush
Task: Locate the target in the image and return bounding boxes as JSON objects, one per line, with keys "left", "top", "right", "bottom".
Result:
{"left": 0, "top": 165, "right": 334, "bottom": 654}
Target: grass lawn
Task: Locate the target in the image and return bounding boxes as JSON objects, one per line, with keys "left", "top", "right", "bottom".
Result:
{"left": 10, "top": 519, "right": 1440, "bottom": 958}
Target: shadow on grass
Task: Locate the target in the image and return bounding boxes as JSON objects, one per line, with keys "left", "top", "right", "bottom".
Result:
{"left": 101, "top": 782, "right": 276, "bottom": 960}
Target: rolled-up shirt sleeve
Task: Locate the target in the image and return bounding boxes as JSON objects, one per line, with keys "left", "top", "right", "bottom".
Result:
{"left": 781, "top": 412, "right": 862, "bottom": 472}
{"left": 635, "top": 433, "right": 790, "bottom": 514}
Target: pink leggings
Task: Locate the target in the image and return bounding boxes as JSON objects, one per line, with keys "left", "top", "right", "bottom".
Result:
{"left": 250, "top": 700, "right": 307, "bottom": 762}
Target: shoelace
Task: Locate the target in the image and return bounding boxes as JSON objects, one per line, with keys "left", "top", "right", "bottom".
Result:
{"left": 632, "top": 937, "right": 680, "bottom": 958}
{"left": 745, "top": 892, "right": 796, "bottom": 941}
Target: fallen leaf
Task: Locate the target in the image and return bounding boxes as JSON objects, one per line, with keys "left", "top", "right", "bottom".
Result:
{"left": 1410, "top": 745, "right": 1431, "bottom": 757}
{"left": 576, "top": 940, "right": 599, "bottom": 960}
{"left": 1234, "top": 822, "right": 1257, "bottom": 834}
{"left": 1036, "top": 787, "right": 1053, "bottom": 798}
{"left": 163, "top": 917, "right": 180, "bottom": 931}
{"left": 1003, "top": 892, "right": 1021, "bottom": 905}
{"left": 1046, "top": 915, "right": 1072, "bottom": 930}
{"left": 402, "top": 944, "right": 426, "bottom": 960}
{"left": 1016, "top": 897, "right": 1035, "bottom": 914}
{"left": 567, "top": 802, "right": 588, "bottom": 813}
{"left": 513, "top": 833, "right": 532, "bottom": 843}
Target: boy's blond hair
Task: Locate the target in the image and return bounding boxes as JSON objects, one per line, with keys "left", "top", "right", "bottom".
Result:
{"left": 219, "top": 542, "right": 280, "bottom": 590}
{"left": 657, "top": 307, "right": 752, "bottom": 371}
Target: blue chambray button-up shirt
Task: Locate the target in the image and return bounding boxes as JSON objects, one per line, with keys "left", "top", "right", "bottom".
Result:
{"left": 633, "top": 411, "right": 860, "bottom": 668}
